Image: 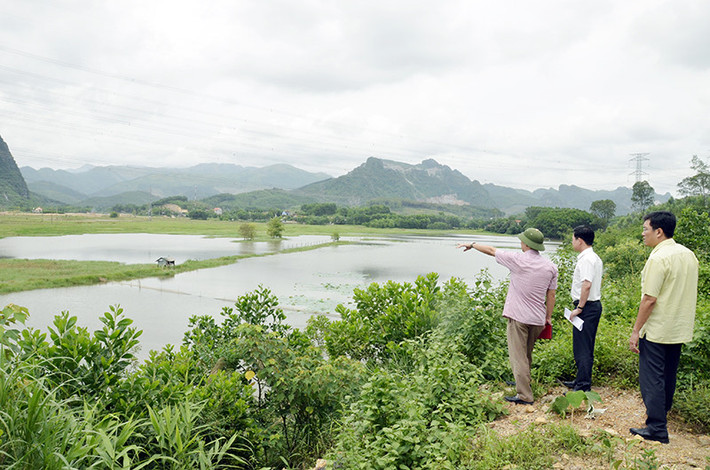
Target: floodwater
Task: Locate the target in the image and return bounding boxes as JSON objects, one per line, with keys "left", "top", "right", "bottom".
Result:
{"left": 0, "top": 233, "right": 556, "bottom": 357}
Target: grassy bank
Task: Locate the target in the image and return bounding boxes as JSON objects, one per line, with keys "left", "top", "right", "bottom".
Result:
{"left": 0, "top": 212, "right": 486, "bottom": 239}
{"left": 0, "top": 241, "right": 350, "bottom": 294}
{"left": 0, "top": 212, "right": 487, "bottom": 293}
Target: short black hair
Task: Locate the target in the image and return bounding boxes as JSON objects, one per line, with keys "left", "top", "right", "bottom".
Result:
{"left": 573, "top": 225, "right": 595, "bottom": 246}
{"left": 643, "top": 211, "right": 676, "bottom": 238}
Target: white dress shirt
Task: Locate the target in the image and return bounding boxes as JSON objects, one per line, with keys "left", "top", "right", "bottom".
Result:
{"left": 571, "top": 247, "right": 603, "bottom": 301}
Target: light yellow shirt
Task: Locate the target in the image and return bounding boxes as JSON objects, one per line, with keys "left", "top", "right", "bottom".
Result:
{"left": 640, "top": 238, "right": 699, "bottom": 343}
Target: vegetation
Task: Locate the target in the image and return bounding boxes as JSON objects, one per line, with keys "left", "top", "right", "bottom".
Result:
{"left": 1, "top": 178, "right": 709, "bottom": 467}
{"left": 590, "top": 199, "right": 616, "bottom": 224}
{"left": 0, "top": 242, "right": 341, "bottom": 294}
{"left": 266, "top": 216, "right": 285, "bottom": 238}
{"left": 678, "top": 154, "right": 710, "bottom": 206}
{"left": 237, "top": 222, "right": 256, "bottom": 240}
{"left": 0, "top": 135, "right": 30, "bottom": 202}
{"left": 631, "top": 181, "right": 655, "bottom": 212}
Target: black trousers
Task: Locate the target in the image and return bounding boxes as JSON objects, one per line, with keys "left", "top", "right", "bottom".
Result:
{"left": 572, "top": 300, "right": 602, "bottom": 391}
{"left": 639, "top": 337, "right": 682, "bottom": 436}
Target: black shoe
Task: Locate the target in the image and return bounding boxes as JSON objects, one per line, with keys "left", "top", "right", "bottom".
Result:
{"left": 629, "top": 427, "right": 669, "bottom": 444}
{"left": 504, "top": 396, "right": 533, "bottom": 405}
{"left": 559, "top": 380, "right": 575, "bottom": 389}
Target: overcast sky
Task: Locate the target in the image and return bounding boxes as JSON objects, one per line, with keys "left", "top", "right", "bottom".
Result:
{"left": 1, "top": 0, "right": 709, "bottom": 195}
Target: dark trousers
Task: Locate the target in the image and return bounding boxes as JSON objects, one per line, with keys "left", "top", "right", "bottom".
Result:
{"left": 572, "top": 300, "right": 602, "bottom": 391}
{"left": 639, "top": 337, "right": 682, "bottom": 436}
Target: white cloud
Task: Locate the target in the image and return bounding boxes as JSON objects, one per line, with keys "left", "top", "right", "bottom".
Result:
{"left": 1, "top": 0, "right": 708, "bottom": 195}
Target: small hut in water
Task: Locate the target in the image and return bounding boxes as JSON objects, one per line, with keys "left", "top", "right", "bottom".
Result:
{"left": 156, "top": 257, "right": 175, "bottom": 267}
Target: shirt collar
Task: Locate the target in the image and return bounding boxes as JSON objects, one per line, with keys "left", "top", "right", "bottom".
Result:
{"left": 650, "top": 238, "right": 676, "bottom": 254}
{"left": 577, "top": 246, "right": 594, "bottom": 259}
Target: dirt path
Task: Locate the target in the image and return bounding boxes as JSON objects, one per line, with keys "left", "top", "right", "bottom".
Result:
{"left": 489, "top": 385, "right": 710, "bottom": 469}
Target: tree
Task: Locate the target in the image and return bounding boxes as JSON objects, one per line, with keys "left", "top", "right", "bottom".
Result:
{"left": 589, "top": 199, "right": 616, "bottom": 221}
{"left": 266, "top": 216, "right": 284, "bottom": 238}
{"left": 678, "top": 155, "right": 710, "bottom": 205}
{"left": 631, "top": 181, "right": 655, "bottom": 212}
{"left": 238, "top": 222, "right": 256, "bottom": 240}
{"left": 188, "top": 208, "right": 210, "bottom": 220}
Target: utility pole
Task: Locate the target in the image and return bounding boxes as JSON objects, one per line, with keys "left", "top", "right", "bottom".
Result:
{"left": 629, "top": 153, "right": 650, "bottom": 183}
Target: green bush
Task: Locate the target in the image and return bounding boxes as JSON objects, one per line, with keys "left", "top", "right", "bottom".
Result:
{"left": 223, "top": 324, "right": 364, "bottom": 467}
{"left": 532, "top": 327, "right": 575, "bottom": 384}
{"left": 678, "top": 303, "right": 710, "bottom": 385}
{"left": 438, "top": 274, "right": 509, "bottom": 380}
{"left": 673, "top": 384, "right": 710, "bottom": 431}
{"left": 185, "top": 286, "right": 365, "bottom": 468}
{"left": 601, "top": 240, "right": 649, "bottom": 279}
{"left": 319, "top": 273, "right": 442, "bottom": 363}
{"left": 15, "top": 306, "right": 142, "bottom": 404}
{"left": 328, "top": 337, "right": 505, "bottom": 469}
{"left": 588, "top": 318, "right": 639, "bottom": 387}
{"left": 674, "top": 207, "right": 710, "bottom": 262}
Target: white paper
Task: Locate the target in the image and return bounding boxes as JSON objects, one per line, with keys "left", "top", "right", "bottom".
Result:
{"left": 564, "top": 308, "right": 584, "bottom": 331}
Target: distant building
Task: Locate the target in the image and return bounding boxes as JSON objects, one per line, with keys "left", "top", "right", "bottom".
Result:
{"left": 213, "top": 207, "right": 223, "bottom": 216}
{"left": 33, "top": 207, "right": 43, "bottom": 213}
{"left": 161, "top": 204, "right": 187, "bottom": 216}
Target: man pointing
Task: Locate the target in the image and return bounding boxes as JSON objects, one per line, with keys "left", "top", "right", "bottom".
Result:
{"left": 458, "top": 228, "right": 557, "bottom": 405}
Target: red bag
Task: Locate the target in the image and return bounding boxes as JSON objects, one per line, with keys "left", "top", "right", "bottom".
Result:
{"left": 537, "top": 323, "right": 552, "bottom": 340}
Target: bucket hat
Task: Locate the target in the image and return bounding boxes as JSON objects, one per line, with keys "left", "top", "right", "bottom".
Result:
{"left": 517, "top": 227, "right": 546, "bottom": 251}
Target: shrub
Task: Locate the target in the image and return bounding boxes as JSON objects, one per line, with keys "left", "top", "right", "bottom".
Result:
{"left": 225, "top": 323, "right": 365, "bottom": 467}
{"left": 185, "top": 286, "right": 364, "bottom": 468}
{"left": 320, "top": 273, "right": 442, "bottom": 363}
{"left": 673, "top": 384, "right": 710, "bottom": 432}
{"left": 678, "top": 302, "right": 710, "bottom": 385}
{"left": 266, "top": 216, "right": 284, "bottom": 238}
{"left": 328, "top": 337, "right": 505, "bottom": 469}
{"left": 238, "top": 222, "right": 256, "bottom": 240}
{"left": 15, "top": 306, "right": 142, "bottom": 404}
{"left": 438, "top": 274, "right": 509, "bottom": 380}
{"left": 601, "top": 240, "right": 649, "bottom": 279}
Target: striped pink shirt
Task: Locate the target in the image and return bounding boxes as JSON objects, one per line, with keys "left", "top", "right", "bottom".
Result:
{"left": 495, "top": 249, "right": 558, "bottom": 326}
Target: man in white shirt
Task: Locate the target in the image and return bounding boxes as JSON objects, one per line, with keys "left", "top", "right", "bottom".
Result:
{"left": 563, "top": 225, "right": 603, "bottom": 392}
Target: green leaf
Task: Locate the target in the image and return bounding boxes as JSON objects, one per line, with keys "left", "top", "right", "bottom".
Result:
{"left": 584, "top": 390, "right": 602, "bottom": 404}
{"left": 565, "top": 390, "right": 586, "bottom": 408}
{"left": 550, "top": 396, "right": 569, "bottom": 416}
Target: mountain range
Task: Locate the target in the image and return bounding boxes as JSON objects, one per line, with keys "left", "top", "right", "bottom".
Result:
{"left": 2, "top": 132, "right": 670, "bottom": 215}
{"left": 208, "top": 157, "right": 668, "bottom": 216}
{"left": 20, "top": 163, "right": 331, "bottom": 203}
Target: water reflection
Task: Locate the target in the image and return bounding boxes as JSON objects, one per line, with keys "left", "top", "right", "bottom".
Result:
{"left": 0, "top": 233, "right": 557, "bottom": 358}
{"left": 0, "top": 233, "right": 333, "bottom": 264}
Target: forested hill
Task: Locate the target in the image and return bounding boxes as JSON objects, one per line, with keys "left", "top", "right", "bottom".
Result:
{"left": 0, "top": 134, "right": 30, "bottom": 205}
{"left": 295, "top": 157, "right": 669, "bottom": 215}
{"left": 298, "top": 157, "right": 497, "bottom": 208}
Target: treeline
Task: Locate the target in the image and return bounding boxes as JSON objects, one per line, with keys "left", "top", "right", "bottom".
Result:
{"left": 491, "top": 206, "right": 604, "bottom": 238}
{"left": 298, "top": 203, "right": 467, "bottom": 229}
{"left": 298, "top": 202, "right": 609, "bottom": 238}
{"left": 110, "top": 196, "right": 285, "bottom": 222}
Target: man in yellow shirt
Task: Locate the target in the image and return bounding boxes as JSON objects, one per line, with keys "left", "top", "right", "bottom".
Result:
{"left": 629, "top": 211, "right": 699, "bottom": 444}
